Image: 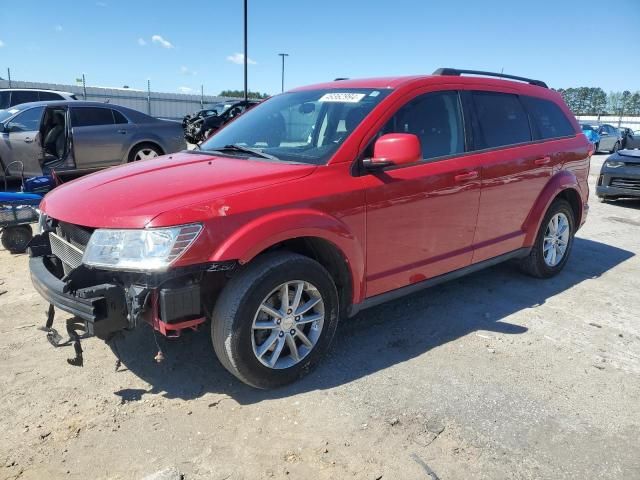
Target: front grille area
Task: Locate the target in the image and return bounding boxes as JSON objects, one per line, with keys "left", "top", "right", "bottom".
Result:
{"left": 50, "top": 232, "right": 85, "bottom": 274}
{"left": 49, "top": 221, "right": 94, "bottom": 274}
{"left": 611, "top": 178, "right": 640, "bottom": 191}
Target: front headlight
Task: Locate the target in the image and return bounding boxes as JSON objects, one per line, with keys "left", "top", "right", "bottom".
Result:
{"left": 82, "top": 224, "right": 202, "bottom": 271}
{"left": 605, "top": 160, "right": 625, "bottom": 168}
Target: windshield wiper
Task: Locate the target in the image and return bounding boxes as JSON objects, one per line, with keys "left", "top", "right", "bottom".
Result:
{"left": 210, "top": 144, "right": 278, "bottom": 160}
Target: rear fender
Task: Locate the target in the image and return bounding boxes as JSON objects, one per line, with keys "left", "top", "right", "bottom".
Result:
{"left": 210, "top": 209, "right": 364, "bottom": 303}
{"left": 523, "top": 170, "right": 580, "bottom": 246}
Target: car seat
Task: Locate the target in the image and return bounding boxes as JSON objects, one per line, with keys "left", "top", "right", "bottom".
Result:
{"left": 44, "top": 112, "right": 66, "bottom": 159}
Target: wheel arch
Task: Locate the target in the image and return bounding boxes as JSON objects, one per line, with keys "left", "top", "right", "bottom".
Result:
{"left": 209, "top": 210, "right": 364, "bottom": 309}
{"left": 523, "top": 170, "right": 584, "bottom": 246}
{"left": 125, "top": 140, "right": 165, "bottom": 162}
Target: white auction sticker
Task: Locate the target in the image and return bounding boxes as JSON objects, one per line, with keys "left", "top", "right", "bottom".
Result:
{"left": 318, "top": 92, "right": 366, "bottom": 103}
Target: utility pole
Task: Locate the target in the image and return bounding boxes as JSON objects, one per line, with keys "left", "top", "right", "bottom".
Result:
{"left": 147, "top": 79, "right": 151, "bottom": 115}
{"left": 278, "top": 53, "right": 289, "bottom": 93}
{"left": 7, "top": 68, "right": 12, "bottom": 88}
{"left": 82, "top": 73, "right": 87, "bottom": 100}
{"left": 243, "top": 0, "right": 248, "bottom": 102}
{"left": 200, "top": 84, "right": 204, "bottom": 109}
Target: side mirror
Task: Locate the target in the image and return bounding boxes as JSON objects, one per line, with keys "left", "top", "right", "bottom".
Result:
{"left": 363, "top": 133, "right": 422, "bottom": 170}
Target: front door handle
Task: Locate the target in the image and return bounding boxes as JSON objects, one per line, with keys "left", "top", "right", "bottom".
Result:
{"left": 118, "top": 129, "right": 127, "bottom": 134}
{"left": 534, "top": 156, "right": 551, "bottom": 166}
{"left": 454, "top": 171, "right": 479, "bottom": 182}
{"left": 24, "top": 137, "right": 33, "bottom": 143}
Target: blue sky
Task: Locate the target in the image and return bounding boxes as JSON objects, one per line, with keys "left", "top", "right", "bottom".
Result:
{"left": 1, "top": 0, "right": 639, "bottom": 95}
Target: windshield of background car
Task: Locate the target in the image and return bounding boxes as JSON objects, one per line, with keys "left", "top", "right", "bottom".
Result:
{"left": 200, "top": 89, "right": 391, "bottom": 165}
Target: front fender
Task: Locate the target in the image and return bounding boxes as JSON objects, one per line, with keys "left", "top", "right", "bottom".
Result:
{"left": 210, "top": 209, "right": 365, "bottom": 303}
{"left": 522, "top": 170, "right": 581, "bottom": 246}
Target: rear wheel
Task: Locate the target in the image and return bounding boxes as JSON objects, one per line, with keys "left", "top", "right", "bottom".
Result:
{"left": 211, "top": 252, "right": 339, "bottom": 389}
{"left": 127, "top": 143, "right": 162, "bottom": 162}
{"left": 519, "top": 199, "right": 575, "bottom": 278}
{"left": 593, "top": 142, "right": 599, "bottom": 154}
{"left": 1, "top": 225, "right": 33, "bottom": 254}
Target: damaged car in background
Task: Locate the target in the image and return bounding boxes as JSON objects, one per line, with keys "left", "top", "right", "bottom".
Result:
{"left": 182, "top": 99, "right": 260, "bottom": 144}
{"left": 0, "top": 101, "right": 186, "bottom": 177}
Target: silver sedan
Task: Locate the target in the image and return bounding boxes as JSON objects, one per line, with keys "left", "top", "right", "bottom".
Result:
{"left": 0, "top": 101, "right": 186, "bottom": 177}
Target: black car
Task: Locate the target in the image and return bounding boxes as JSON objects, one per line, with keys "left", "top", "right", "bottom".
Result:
{"left": 620, "top": 128, "right": 640, "bottom": 150}
{"left": 596, "top": 149, "right": 640, "bottom": 201}
{"left": 182, "top": 100, "right": 261, "bottom": 144}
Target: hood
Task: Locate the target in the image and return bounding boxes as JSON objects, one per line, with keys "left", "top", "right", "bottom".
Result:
{"left": 41, "top": 151, "right": 316, "bottom": 228}
{"left": 616, "top": 149, "right": 640, "bottom": 162}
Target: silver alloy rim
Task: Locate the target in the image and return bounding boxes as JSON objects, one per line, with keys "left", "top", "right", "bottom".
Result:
{"left": 543, "top": 213, "right": 570, "bottom": 267}
{"left": 134, "top": 148, "right": 159, "bottom": 161}
{"left": 251, "top": 281, "right": 325, "bottom": 370}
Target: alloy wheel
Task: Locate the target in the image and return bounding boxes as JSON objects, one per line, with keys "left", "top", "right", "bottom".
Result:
{"left": 251, "top": 281, "right": 325, "bottom": 369}
{"left": 543, "top": 213, "right": 570, "bottom": 267}
{"left": 134, "top": 148, "right": 159, "bottom": 161}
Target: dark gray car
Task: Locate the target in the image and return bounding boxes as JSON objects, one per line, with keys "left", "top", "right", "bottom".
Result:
{"left": 596, "top": 149, "right": 640, "bottom": 201}
{"left": 0, "top": 101, "right": 186, "bottom": 177}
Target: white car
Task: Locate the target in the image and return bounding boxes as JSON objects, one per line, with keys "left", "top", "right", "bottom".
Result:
{"left": 0, "top": 89, "right": 78, "bottom": 109}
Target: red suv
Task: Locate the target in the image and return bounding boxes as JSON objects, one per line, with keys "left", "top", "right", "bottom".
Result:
{"left": 29, "top": 68, "right": 590, "bottom": 388}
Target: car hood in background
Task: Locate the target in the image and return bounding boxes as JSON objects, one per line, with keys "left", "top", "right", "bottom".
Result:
{"left": 41, "top": 151, "right": 316, "bottom": 228}
{"left": 617, "top": 149, "right": 640, "bottom": 161}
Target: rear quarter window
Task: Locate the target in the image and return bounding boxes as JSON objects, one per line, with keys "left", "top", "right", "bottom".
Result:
{"left": 522, "top": 96, "right": 575, "bottom": 140}
{"left": 10, "top": 91, "right": 40, "bottom": 106}
{"left": 471, "top": 91, "right": 531, "bottom": 149}
{"left": 38, "top": 91, "right": 64, "bottom": 101}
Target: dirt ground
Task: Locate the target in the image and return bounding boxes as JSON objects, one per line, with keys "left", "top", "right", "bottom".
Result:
{"left": 1, "top": 153, "right": 639, "bottom": 480}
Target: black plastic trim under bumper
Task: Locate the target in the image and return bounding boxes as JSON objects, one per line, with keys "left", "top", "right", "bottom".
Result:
{"left": 30, "top": 256, "right": 98, "bottom": 322}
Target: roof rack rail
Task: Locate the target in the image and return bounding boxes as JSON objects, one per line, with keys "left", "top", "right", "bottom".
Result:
{"left": 333, "top": 77, "right": 349, "bottom": 81}
{"left": 432, "top": 68, "right": 548, "bottom": 88}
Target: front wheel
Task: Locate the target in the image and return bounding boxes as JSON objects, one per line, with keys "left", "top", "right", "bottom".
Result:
{"left": 211, "top": 252, "right": 339, "bottom": 389}
{"left": 519, "top": 199, "right": 575, "bottom": 278}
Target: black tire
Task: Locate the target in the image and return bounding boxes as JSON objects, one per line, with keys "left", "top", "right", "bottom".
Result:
{"left": 519, "top": 199, "right": 575, "bottom": 278}
{"left": 1, "top": 225, "right": 33, "bottom": 254}
{"left": 593, "top": 143, "right": 599, "bottom": 154}
{"left": 211, "top": 252, "right": 339, "bottom": 389}
{"left": 610, "top": 141, "right": 620, "bottom": 153}
{"left": 127, "top": 142, "right": 163, "bottom": 162}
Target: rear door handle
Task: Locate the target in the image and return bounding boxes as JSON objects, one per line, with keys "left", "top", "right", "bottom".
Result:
{"left": 454, "top": 171, "right": 479, "bottom": 182}
{"left": 24, "top": 137, "right": 33, "bottom": 143}
{"left": 534, "top": 156, "right": 551, "bottom": 166}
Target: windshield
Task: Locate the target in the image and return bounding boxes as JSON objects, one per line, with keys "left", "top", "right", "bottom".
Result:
{"left": 0, "top": 107, "right": 22, "bottom": 123}
{"left": 200, "top": 89, "right": 391, "bottom": 165}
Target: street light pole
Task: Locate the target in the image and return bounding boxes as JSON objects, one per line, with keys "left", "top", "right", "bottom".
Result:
{"left": 278, "top": 53, "right": 289, "bottom": 93}
{"left": 243, "top": 0, "right": 248, "bottom": 102}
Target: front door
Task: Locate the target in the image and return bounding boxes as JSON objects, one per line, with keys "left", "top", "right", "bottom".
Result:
{"left": 1, "top": 106, "right": 45, "bottom": 176}
{"left": 365, "top": 91, "right": 481, "bottom": 297}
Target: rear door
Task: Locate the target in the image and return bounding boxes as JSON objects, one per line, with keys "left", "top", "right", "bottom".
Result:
{"left": 70, "top": 106, "right": 122, "bottom": 169}
{"left": 466, "top": 90, "right": 551, "bottom": 263}
{"left": 1, "top": 106, "right": 45, "bottom": 176}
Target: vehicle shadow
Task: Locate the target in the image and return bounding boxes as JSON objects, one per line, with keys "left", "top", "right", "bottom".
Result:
{"left": 110, "top": 237, "right": 633, "bottom": 405}
{"left": 606, "top": 198, "right": 640, "bottom": 210}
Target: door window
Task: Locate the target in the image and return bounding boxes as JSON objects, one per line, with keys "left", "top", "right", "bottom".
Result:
{"left": 471, "top": 92, "right": 531, "bottom": 149}
{"left": 70, "top": 107, "right": 115, "bottom": 127}
{"left": 10, "top": 91, "right": 40, "bottom": 106}
{"left": 521, "top": 96, "right": 575, "bottom": 140}
{"left": 6, "top": 107, "right": 44, "bottom": 132}
{"left": 381, "top": 91, "right": 465, "bottom": 161}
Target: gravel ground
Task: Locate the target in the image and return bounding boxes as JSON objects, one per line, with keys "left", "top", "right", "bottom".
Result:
{"left": 1, "top": 153, "right": 639, "bottom": 480}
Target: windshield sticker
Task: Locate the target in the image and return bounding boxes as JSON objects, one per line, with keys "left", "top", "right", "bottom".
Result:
{"left": 8, "top": 109, "right": 20, "bottom": 114}
{"left": 318, "top": 93, "right": 366, "bottom": 103}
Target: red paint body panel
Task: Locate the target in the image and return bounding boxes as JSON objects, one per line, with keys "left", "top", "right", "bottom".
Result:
{"left": 39, "top": 74, "right": 591, "bottom": 308}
